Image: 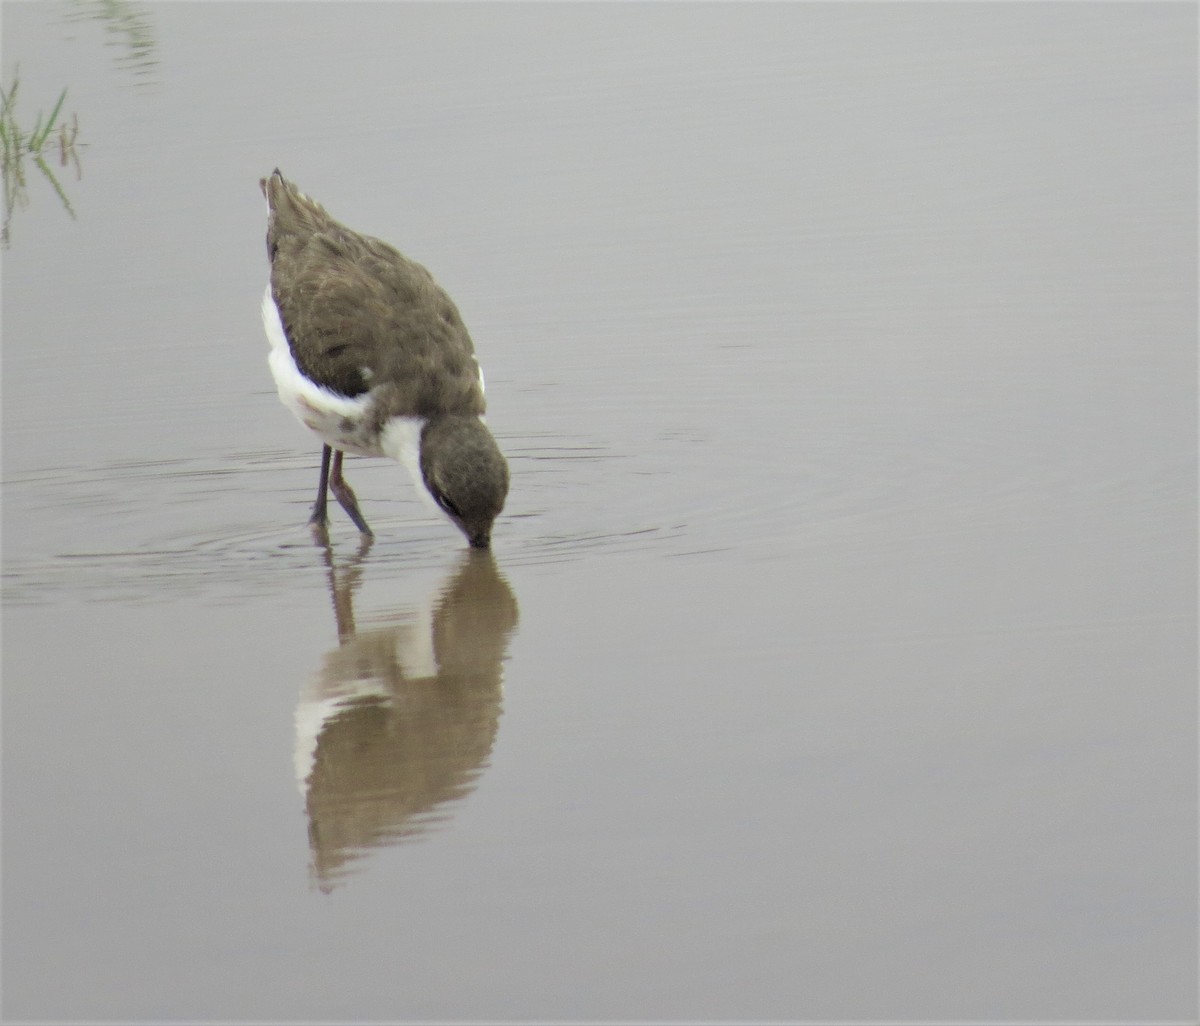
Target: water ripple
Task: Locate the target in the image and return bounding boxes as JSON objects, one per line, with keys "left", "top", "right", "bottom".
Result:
{"left": 3, "top": 420, "right": 1186, "bottom": 605}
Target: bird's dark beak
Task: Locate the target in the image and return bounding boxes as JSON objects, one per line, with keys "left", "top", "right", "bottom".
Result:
{"left": 468, "top": 531, "right": 491, "bottom": 550}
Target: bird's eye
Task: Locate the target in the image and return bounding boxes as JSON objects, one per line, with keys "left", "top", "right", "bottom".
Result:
{"left": 436, "top": 492, "right": 462, "bottom": 518}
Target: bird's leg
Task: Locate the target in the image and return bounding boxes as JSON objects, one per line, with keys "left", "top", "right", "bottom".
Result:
{"left": 309, "top": 445, "right": 333, "bottom": 528}
{"left": 329, "top": 449, "right": 374, "bottom": 537}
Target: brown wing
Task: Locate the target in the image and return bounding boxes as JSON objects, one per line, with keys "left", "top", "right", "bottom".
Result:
{"left": 264, "top": 173, "right": 485, "bottom": 418}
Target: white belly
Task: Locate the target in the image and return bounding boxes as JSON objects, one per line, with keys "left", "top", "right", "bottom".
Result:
{"left": 262, "top": 286, "right": 380, "bottom": 456}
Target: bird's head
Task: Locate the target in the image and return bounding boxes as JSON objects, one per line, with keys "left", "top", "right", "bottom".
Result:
{"left": 420, "top": 417, "right": 509, "bottom": 548}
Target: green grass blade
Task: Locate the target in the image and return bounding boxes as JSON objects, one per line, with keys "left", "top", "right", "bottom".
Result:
{"left": 1, "top": 69, "right": 18, "bottom": 112}
{"left": 30, "top": 88, "right": 67, "bottom": 150}
{"left": 32, "top": 154, "right": 76, "bottom": 219}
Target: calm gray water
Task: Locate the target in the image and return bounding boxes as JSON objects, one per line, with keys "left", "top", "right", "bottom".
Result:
{"left": 2, "top": 2, "right": 1196, "bottom": 1022}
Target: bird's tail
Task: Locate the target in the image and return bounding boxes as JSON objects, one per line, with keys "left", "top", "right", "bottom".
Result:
{"left": 260, "top": 168, "right": 329, "bottom": 230}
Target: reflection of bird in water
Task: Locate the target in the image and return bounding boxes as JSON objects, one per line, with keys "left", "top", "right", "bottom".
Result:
{"left": 294, "top": 544, "right": 519, "bottom": 891}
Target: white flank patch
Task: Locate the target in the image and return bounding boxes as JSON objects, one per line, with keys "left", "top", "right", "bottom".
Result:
{"left": 261, "top": 285, "right": 378, "bottom": 456}
{"left": 380, "top": 415, "right": 439, "bottom": 512}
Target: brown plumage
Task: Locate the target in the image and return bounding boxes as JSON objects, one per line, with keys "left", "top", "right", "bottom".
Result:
{"left": 262, "top": 172, "right": 484, "bottom": 416}
{"left": 260, "top": 170, "right": 508, "bottom": 547}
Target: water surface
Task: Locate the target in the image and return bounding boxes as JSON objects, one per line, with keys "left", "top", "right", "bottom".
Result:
{"left": 2, "top": 3, "right": 1195, "bottom": 1021}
